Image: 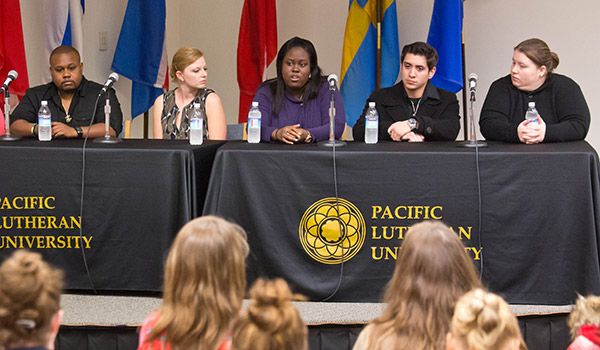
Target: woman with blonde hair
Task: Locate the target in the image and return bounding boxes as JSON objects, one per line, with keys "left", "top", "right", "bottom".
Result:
{"left": 353, "top": 221, "right": 482, "bottom": 350}
{"left": 567, "top": 294, "right": 600, "bottom": 350}
{"left": 232, "top": 278, "right": 307, "bottom": 350}
{"left": 153, "top": 47, "right": 227, "bottom": 140}
{"left": 137, "top": 216, "right": 249, "bottom": 350}
{"left": 446, "top": 289, "right": 526, "bottom": 350}
{"left": 0, "top": 250, "right": 64, "bottom": 350}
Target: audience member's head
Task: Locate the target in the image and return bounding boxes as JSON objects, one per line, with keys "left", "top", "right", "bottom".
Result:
{"left": 567, "top": 294, "right": 600, "bottom": 348}
{"left": 361, "top": 220, "right": 481, "bottom": 350}
{"left": 446, "top": 289, "right": 526, "bottom": 350}
{"left": 232, "top": 278, "right": 307, "bottom": 350}
{"left": 144, "top": 215, "right": 249, "bottom": 350}
{"left": 0, "top": 250, "right": 64, "bottom": 349}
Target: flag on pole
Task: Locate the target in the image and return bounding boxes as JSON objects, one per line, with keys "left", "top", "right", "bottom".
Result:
{"left": 43, "top": 0, "right": 85, "bottom": 81}
{"left": 237, "top": 0, "right": 277, "bottom": 123}
{"left": 112, "top": 0, "right": 169, "bottom": 119}
{"left": 340, "top": 0, "right": 399, "bottom": 127}
{"left": 427, "top": 0, "right": 463, "bottom": 93}
{"left": 0, "top": 0, "right": 30, "bottom": 134}
{"left": 0, "top": 0, "right": 29, "bottom": 97}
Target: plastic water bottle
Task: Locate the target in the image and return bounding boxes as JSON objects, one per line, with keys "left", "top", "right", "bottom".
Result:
{"left": 525, "top": 101, "right": 539, "bottom": 126}
{"left": 365, "top": 102, "right": 379, "bottom": 144}
{"left": 38, "top": 100, "right": 51, "bottom": 141}
{"left": 189, "top": 102, "right": 204, "bottom": 145}
{"left": 247, "top": 101, "right": 261, "bottom": 143}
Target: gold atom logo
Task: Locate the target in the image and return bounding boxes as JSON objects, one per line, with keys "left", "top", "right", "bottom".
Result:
{"left": 299, "top": 198, "right": 366, "bottom": 264}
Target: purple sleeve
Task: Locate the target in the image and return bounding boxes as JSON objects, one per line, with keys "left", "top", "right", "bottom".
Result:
{"left": 306, "top": 82, "right": 346, "bottom": 142}
{"left": 252, "top": 85, "right": 277, "bottom": 142}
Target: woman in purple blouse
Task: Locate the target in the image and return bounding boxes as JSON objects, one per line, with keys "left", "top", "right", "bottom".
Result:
{"left": 253, "top": 37, "right": 345, "bottom": 143}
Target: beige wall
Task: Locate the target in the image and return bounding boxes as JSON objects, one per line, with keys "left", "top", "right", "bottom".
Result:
{"left": 19, "top": 0, "right": 600, "bottom": 148}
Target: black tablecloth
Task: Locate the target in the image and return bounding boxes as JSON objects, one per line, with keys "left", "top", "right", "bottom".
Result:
{"left": 0, "top": 139, "right": 224, "bottom": 291}
{"left": 203, "top": 141, "right": 600, "bottom": 304}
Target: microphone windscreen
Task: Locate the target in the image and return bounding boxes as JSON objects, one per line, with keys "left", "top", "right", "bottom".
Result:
{"left": 109, "top": 72, "right": 119, "bottom": 82}
{"left": 328, "top": 74, "right": 338, "bottom": 85}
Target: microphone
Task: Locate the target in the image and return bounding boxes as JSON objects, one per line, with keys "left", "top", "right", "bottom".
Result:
{"left": 468, "top": 73, "right": 478, "bottom": 92}
{"left": 101, "top": 72, "right": 119, "bottom": 93}
{"left": 328, "top": 74, "right": 338, "bottom": 91}
{"left": 0, "top": 70, "right": 18, "bottom": 92}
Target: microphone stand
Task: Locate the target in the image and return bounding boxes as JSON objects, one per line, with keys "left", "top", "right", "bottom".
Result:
{"left": 0, "top": 89, "right": 21, "bottom": 141}
{"left": 94, "top": 93, "right": 121, "bottom": 143}
{"left": 318, "top": 87, "right": 346, "bottom": 147}
{"left": 458, "top": 88, "right": 487, "bottom": 148}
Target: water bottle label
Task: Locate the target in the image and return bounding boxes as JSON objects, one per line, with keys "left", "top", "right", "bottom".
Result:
{"left": 249, "top": 118, "right": 260, "bottom": 128}
{"left": 39, "top": 117, "right": 51, "bottom": 127}
{"left": 366, "top": 120, "right": 378, "bottom": 128}
{"left": 190, "top": 119, "right": 202, "bottom": 129}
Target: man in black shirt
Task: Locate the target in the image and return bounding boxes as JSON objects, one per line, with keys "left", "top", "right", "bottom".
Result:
{"left": 11, "top": 45, "right": 122, "bottom": 138}
{"left": 353, "top": 42, "right": 460, "bottom": 142}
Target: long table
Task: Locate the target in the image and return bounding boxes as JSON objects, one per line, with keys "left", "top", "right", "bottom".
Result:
{"left": 0, "top": 139, "right": 224, "bottom": 292}
{"left": 203, "top": 141, "right": 600, "bottom": 304}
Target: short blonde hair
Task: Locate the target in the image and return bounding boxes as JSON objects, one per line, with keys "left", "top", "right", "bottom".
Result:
{"left": 232, "top": 278, "right": 307, "bottom": 350}
{"left": 569, "top": 294, "right": 600, "bottom": 340}
{"left": 450, "top": 289, "right": 526, "bottom": 350}
{"left": 0, "top": 250, "right": 63, "bottom": 348}
{"left": 170, "top": 46, "right": 204, "bottom": 81}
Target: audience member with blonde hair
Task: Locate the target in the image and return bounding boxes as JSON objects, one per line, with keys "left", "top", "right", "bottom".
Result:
{"left": 0, "top": 250, "right": 64, "bottom": 350}
{"left": 137, "top": 216, "right": 249, "bottom": 350}
{"left": 352, "top": 221, "right": 482, "bottom": 350}
{"left": 232, "top": 278, "right": 307, "bottom": 350}
{"left": 567, "top": 294, "right": 600, "bottom": 350}
{"left": 446, "top": 289, "right": 526, "bottom": 350}
{"left": 153, "top": 46, "right": 227, "bottom": 140}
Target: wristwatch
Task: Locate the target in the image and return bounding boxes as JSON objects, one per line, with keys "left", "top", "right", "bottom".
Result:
{"left": 74, "top": 126, "right": 83, "bottom": 138}
{"left": 407, "top": 118, "right": 418, "bottom": 131}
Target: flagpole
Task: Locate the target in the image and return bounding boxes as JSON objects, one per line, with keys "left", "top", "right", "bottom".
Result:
{"left": 376, "top": 0, "right": 382, "bottom": 89}
{"left": 143, "top": 111, "right": 149, "bottom": 139}
{"left": 461, "top": 31, "right": 468, "bottom": 140}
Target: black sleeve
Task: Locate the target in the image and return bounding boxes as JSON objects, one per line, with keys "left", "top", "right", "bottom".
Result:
{"left": 10, "top": 91, "right": 38, "bottom": 124}
{"left": 479, "top": 79, "right": 520, "bottom": 142}
{"left": 414, "top": 91, "right": 460, "bottom": 141}
{"left": 352, "top": 99, "right": 369, "bottom": 141}
{"left": 353, "top": 90, "right": 397, "bottom": 142}
{"left": 544, "top": 78, "right": 589, "bottom": 142}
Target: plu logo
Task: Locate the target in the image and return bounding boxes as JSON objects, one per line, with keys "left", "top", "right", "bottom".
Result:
{"left": 299, "top": 198, "right": 366, "bottom": 264}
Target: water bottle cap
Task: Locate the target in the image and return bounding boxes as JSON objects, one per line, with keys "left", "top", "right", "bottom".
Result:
{"left": 528, "top": 101, "right": 535, "bottom": 107}
{"left": 369, "top": 102, "right": 376, "bottom": 108}
{"left": 41, "top": 100, "right": 48, "bottom": 106}
{"left": 252, "top": 101, "right": 259, "bottom": 107}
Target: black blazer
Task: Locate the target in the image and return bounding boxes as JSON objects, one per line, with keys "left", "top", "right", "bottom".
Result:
{"left": 353, "top": 81, "right": 460, "bottom": 141}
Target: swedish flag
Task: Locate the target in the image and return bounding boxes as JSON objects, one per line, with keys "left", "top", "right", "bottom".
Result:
{"left": 340, "top": 0, "right": 399, "bottom": 127}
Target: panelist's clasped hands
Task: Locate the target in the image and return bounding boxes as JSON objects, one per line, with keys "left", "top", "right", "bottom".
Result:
{"left": 388, "top": 120, "right": 424, "bottom": 142}
{"left": 272, "top": 124, "right": 312, "bottom": 144}
{"left": 518, "top": 115, "right": 546, "bottom": 144}
{"left": 50, "top": 122, "right": 79, "bottom": 138}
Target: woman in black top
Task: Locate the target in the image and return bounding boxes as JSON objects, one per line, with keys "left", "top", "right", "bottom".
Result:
{"left": 480, "top": 38, "right": 590, "bottom": 143}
